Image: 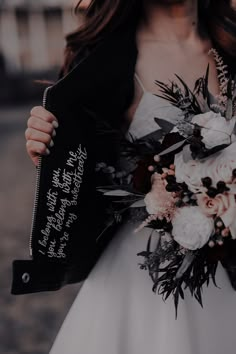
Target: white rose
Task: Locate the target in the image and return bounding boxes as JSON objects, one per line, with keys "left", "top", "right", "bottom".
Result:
{"left": 172, "top": 206, "right": 214, "bottom": 250}
{"left": 174, "top": 150, "right": 202, "bottom": 192}
{"left": 203, "top": 142, "right": 236, "bottom": 184}
{"left": 175, "top": 141, "right": 236, "bottom": 192}
{"left": 192, "top": 112, "right": 236, "bottom": 149}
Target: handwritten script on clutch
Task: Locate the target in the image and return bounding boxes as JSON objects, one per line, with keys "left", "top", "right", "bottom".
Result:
{"left": 38, "top": 145, "right": 87, "bottom": 259}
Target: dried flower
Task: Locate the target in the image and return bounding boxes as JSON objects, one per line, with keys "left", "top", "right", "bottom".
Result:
{"left": 208, "top": 48, "right": 229, "bottom": 110}
{"left": 144, "top": 173, "right": 178, "bottom": 220}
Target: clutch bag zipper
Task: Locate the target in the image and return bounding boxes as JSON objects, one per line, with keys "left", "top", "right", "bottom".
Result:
{"left": 29, "top": 85, "right": 52, "bottom": 257}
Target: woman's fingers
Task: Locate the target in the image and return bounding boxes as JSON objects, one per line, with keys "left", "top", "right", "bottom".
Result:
{"left": 26, "top": 140, "right": 50, "bottom": 156}
{"left": 27, "top": 116, "right": 57, "bottom": 136}
{"left": 30, "top": 106, "right": 58, "bottom": 126}
{"left": 25, "top": 128, "right": 54, "bottom": 147}
{"left": 25, "top": 105, "right": 59, "bottom": 165}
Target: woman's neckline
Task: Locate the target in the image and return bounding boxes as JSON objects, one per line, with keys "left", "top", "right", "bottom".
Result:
{"left": 131, "top": 72, "right": 175, "bottom": 119}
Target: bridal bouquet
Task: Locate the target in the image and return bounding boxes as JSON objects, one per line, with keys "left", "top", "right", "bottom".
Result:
{"left": 97, "top": 49, "right": 236, "bottom": 316}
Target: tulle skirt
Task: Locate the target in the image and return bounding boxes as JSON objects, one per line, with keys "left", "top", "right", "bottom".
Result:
{"left": 49, "top": 220, "right": 236, "bottom": 354}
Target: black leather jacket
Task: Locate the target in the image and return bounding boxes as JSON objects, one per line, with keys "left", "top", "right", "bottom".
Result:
{"left": 11, "top": 20, "right": 236, "bottom": 295}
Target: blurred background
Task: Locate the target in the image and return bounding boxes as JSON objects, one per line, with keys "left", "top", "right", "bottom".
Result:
{"left": 0, "top": 0, "right": 90, "bottom": 353}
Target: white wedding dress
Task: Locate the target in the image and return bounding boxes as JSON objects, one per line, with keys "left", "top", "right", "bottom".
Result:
{"left": 49, "top": 75, "right": 236, "bottom": 354}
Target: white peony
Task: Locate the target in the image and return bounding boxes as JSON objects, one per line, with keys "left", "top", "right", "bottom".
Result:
{"left": 172, "top": 206, "right": 214, "bottom": 250}
{"left": 175, "top": 141, "right": 236, "bottom": 193}
{"left": 192, "top": 112, "right": 236, "bottom": 149}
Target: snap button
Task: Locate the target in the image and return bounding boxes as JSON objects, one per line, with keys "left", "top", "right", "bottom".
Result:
{"left": 22, "top": 272, "right": 30, "bottom": 284}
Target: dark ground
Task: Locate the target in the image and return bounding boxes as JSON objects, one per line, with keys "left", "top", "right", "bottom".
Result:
{"left": 0, "top": 103, "right": 80, "bottom": 354}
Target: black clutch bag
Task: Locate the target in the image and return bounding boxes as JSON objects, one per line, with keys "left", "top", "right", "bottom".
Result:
{"left": 11, "top": 76, "right": 100, "bottom": 294}
{"left": 10, "top": 31, "right": 136, "bottom": 295}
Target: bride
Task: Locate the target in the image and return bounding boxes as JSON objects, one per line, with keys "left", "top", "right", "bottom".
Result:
{"left": 25, "top": 0, "right": 236, "bottom": 353}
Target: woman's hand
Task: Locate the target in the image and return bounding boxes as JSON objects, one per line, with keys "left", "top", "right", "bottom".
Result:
{"left": 25, "top": 106, "right": 59, "bottom": 166}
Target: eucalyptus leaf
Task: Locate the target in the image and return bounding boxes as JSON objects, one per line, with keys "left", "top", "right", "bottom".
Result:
{"left": 130, "top": 199, "right": 146, "bottom": 208}
{"left": 97, "top": 188, "right": 110, "bottom": 193}
{"left": 159, "top": 139, "right": 187, "bottom": 156}
{"left": 104, "top": 190, "right": 133, "bottom": 197}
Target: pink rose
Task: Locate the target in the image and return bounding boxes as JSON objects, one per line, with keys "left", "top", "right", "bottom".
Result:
{"left": 197, "top": 193, "right": 235, "bottom": 217}
{"left": 144, "top": 173, "right": 178, "bottom": 220}
{"left": 197, "top": 192, "right": 236, "bottom": 238}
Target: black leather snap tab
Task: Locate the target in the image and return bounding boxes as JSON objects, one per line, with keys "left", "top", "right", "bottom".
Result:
{"left": 22, "top": 272, "right": 30, "bottom": 284}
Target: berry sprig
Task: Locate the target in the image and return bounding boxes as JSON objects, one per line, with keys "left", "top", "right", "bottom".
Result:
{"left": 208, "top": 218, "right": 230, "bottom": 248}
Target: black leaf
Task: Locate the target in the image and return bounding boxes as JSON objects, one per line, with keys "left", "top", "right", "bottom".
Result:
{"left": 154, "top": 118, "right": 175, "bottom": 133}
{"left": 178, "top": 285, "right": 185, "bottom": 300}
{"left": 174, "top": 290, "right": 180, "bottom": 319}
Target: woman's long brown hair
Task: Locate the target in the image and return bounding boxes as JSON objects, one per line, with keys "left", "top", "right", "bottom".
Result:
{"left": 61, "top": 0, "right": 236, "bottom": 76}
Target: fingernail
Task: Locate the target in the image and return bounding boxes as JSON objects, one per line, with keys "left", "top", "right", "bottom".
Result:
{"left": 46, "top": 148, "right": 50, "bottom": 155}
{"left": 52, "top": 120, "right": 59, "bottom": 129}
{"left": 49, "top": 140, "right": 54, "bottom": 147}
{"left": 52, "top": 129, "right": 56, "bottom": 137}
